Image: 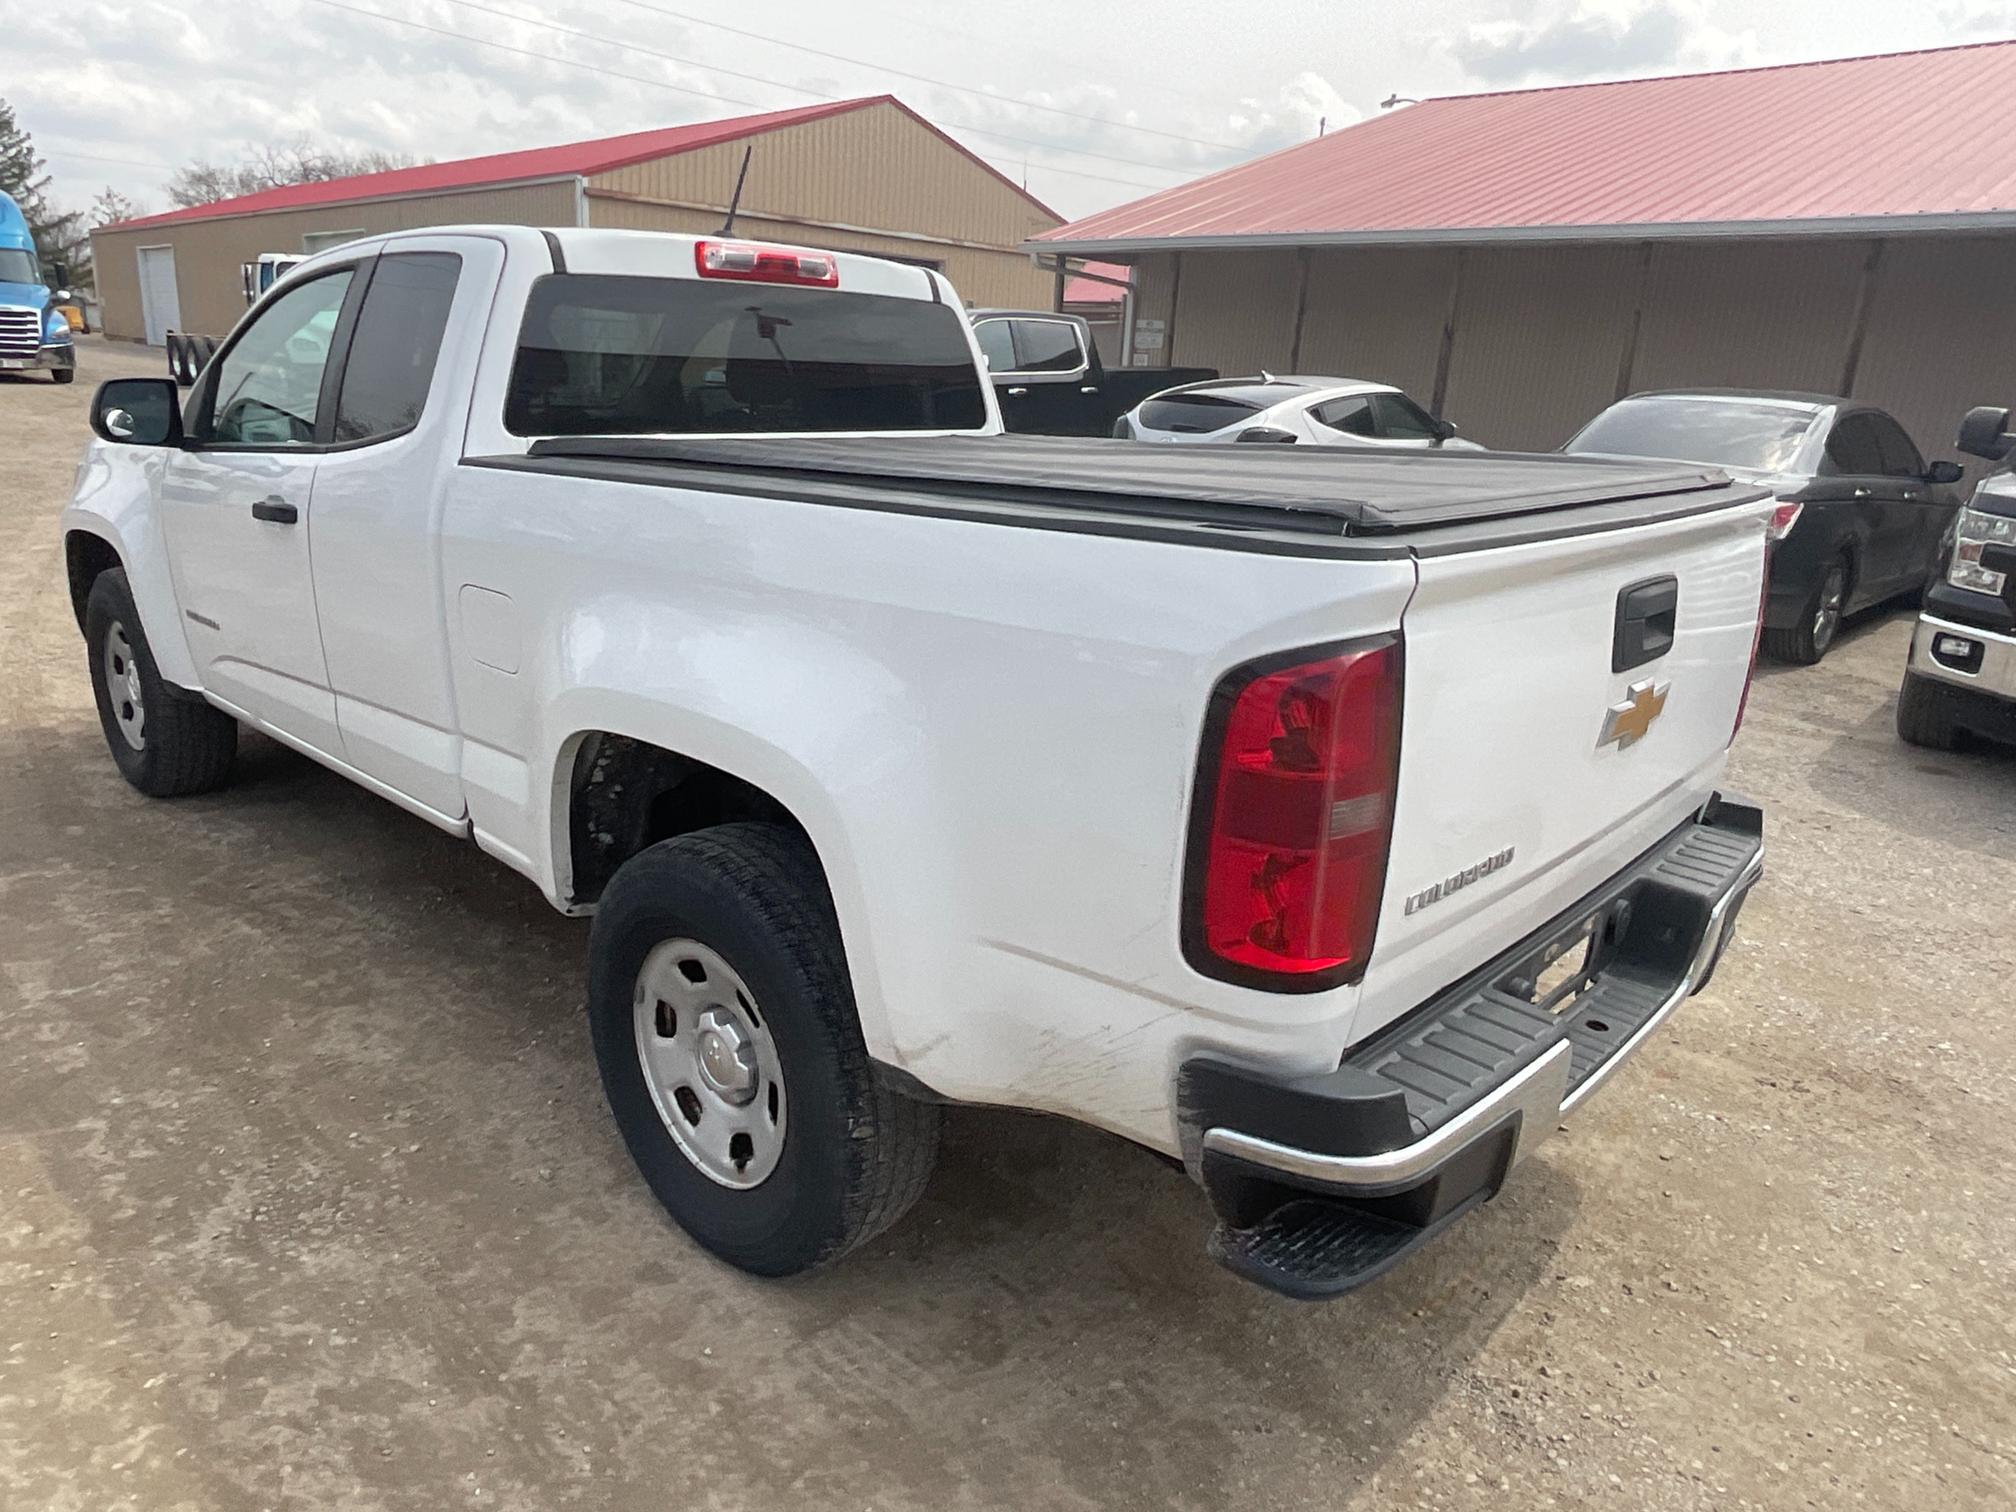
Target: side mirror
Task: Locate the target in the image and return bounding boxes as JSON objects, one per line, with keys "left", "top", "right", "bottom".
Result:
{"left": 1434, "top": 418, "right": 1460, "bottom": 443}
{"left": 1234, "top": 426, "right": 1299, "bottom": 444}
{"left": 91, "top": 378, "right": 183, "bottom": 447}
{"left": 1925, "top": 460, "right": 1965, "bottom": 486}
{"left": 1957, "top": 406, "right": 2015, "bottom": 462}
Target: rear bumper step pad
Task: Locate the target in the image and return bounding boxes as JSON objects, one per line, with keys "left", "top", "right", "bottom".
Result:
{"left": 1182, "top": 792, "right": 1764, "bottom": 1300}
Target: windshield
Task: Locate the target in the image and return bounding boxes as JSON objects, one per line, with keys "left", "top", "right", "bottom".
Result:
{"left": 1566, "top": 397, "right": 1821, "bottom": 472}
{"left": 504, "top": 273, "right": 987, "bottom": 435}
{"left": 0, "top": 248, "right": 40, "bottom": 285}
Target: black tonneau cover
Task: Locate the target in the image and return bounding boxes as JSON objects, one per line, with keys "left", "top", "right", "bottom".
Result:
{"left": 478, "top": 435, "right": 1765, "bottom": 558}
{"left": 521, "top": 435, "right": 1732, "bottom": 534}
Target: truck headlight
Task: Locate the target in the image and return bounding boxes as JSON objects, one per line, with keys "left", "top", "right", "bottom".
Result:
{"left": 42, "top": 314, "right": 73, "bottom": 345}
{"left": 1949, "top": 506, "right": 2016, "bottom": 595}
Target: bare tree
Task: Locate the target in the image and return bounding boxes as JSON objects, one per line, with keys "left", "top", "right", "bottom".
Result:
{"left": 167, "top": 139, "right": 422, "bottom": 208}
{"left": 89, "top": 186, "right": 144, "bottom": 227}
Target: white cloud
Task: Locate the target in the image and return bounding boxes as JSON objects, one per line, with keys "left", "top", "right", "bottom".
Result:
{"left": 1449, "top": 1, "right": 1762, "bottom": 88}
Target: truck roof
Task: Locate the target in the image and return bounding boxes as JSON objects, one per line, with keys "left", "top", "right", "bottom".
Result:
{"left": 480, "top": 434, "right": 1765, "bottom": 558}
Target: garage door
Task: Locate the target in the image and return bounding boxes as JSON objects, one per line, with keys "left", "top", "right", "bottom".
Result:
{"left": 137, "top": 246, "right": 181, "bottom": 347}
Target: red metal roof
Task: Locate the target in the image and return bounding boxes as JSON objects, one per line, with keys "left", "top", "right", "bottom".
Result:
{"left": 1035, "top": 41, "right": 2016, "bottom": 252}
{"left": 108, "top": 95, "right": 1056, "bottom": 232}
{"left": 1063, "top": 260, "right": 1129, "bottom": 304}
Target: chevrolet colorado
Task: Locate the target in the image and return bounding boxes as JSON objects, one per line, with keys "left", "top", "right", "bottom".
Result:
{"left": 62, "top": 226, "right": 1769, "bottom": 1298}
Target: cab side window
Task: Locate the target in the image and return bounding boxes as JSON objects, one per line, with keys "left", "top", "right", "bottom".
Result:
{"left": 973, "top": 319, "right": 1016, "bottom": 373}
{"left": 202, "top": 270, "right": 354, "bottom": 447}
{"left": 1312, "top": 395, "right": 1376, "bottom": 437}
{"left": 332, "top": 253, "right": 463, "bottom": 443}
{"left": 1370, "top": 392, "right": 1441, "bottom": 440}
{"left": 1824, "top": 413, "right": 1884, "bottom": 476}
{"left": 1868, "top": 413, "right": 1926, "bottom": 480}
{"left": 1010, "top": 319, "right": 1085, "bottom": 374}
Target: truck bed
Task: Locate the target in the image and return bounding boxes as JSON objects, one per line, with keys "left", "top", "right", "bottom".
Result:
{"left": 473, "top": 435, "right": 1764, "bottom": 558}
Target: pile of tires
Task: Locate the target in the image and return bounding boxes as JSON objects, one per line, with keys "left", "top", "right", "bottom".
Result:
{"left": 165, "top": 331, "right": 220, "bottom": 387}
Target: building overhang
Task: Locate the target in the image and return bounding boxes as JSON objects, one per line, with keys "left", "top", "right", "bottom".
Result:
{"left": 1025, "top": 210, "right": 2016, "bottom": 258}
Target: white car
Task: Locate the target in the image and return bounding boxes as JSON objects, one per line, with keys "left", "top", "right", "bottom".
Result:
{"left": 62, "top": 227, "right": 1769, "bottom": 1299}
{"left": 1120, "top": 374, "right": 1484, "bottom": 449}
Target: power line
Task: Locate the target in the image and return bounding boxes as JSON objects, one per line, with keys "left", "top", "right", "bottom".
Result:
{"left": 595, "top": 0, "right": 1243, "bottom": 152}
{"left": 40, "top": 147, "right": 176, "bottom": 171}
{"left": 432, "top": 0, "right": 1206, "bottom": 176}
{"left": 296, "top": 0, "right": 1183, "bottom": 191}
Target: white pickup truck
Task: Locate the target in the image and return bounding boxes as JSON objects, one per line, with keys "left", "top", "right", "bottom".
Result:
{"left": 62, "top": 227, "right": 1769, "bottom": 1299}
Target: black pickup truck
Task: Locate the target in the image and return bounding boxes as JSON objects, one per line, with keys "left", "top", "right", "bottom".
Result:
{"left": 970, "top": 309, "right": 1217, "bottom": 437}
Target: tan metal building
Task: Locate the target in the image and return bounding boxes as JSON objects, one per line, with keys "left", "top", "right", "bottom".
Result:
{"left": 1029, "top": 43, "right": 2016, "bottom": 464}
{"left": 93, "top": 96, "right": 1062, "bottom": 344}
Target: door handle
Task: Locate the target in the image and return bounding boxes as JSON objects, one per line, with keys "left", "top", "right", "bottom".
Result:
{"left": 1852, "top": 487, "right": 1872, "bottom": 499}
{"left": 1005, "top": 387, "right": 1029, "bottom": 397}
{"left": 251, "top": 496, "right": 298, "bottom": 524}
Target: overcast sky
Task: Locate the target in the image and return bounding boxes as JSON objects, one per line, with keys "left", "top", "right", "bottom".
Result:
{"left": 10, "top": 0, "right": 2016, "bottom": 223}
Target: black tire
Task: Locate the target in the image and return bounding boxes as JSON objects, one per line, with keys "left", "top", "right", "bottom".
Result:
{"left": 84, "top": 568, "right": 238, "bottom": 797}
{"left": 588, "top": 822, "right": 940, "bottom": 1276}
{"left": 1896, "top": 670, "right": 1963, "bottom": 751}
{"left": 1762, "top": 556, "right": 1849, "bottom": 665}
{"left": 51, "top": 366, "right": 75, "bottom": 385}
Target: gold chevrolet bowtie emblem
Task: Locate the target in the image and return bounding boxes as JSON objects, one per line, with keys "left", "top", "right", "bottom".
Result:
{"left": 1599, "top": 678, "right": 1670, "bottom": 750}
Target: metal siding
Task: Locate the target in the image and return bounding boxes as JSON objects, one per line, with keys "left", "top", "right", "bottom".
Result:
{"left": 1442, "top": 244, "right": 1646, "bottom": 449}
{"left": 1293, "top": 246, "right": 1459, "bottom": 402}
{"left": 1852, "top": 235, "right": 2016, "bottom": 477}
{"left": 585, "top": 198, "right": 1050, "bottom": 308}
{"left": 89, "top": 181, "right": 576, "bottom": 341}
{"left": 1036, "top": 41, "right": 2016, "bottom": 249}
{"left": 1630, "top": 239, "right": 1869, "bottom": 397}
{"left": 590, "top": 101, "right": 1057, "bottom": 251}
{"left": 1169, "top": 249, "right": 1300, "bottom": 373}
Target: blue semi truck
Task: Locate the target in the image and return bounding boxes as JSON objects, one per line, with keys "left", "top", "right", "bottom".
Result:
{"left": 0, "top": 188, "right": 77, "bottom": 384}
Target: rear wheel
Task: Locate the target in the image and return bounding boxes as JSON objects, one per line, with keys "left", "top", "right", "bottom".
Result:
{"left": 84, "top": 568, "right": 238, "bottom": 796}
{"left": 587, "top": 822, "right": 939, "bottom": 1276}
{"left": 1763, "top": 556, "right": 1849, "bottom": 665}
{"left": 1896, "top": 671, "right": 1964, "bottom": 751}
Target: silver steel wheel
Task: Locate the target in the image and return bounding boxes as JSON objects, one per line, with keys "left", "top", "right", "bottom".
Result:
{"left": 632, "top": 938, "right": 786, "bottom": 1188}
{"left": 103, "top": 621, "right": 146, "bottom": 751}
{"left": 1813, "top": 565, "right": 1847, "bottom": 651}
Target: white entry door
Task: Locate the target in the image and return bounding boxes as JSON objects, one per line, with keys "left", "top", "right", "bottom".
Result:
{"left": 137, "top": 245, "right": 181, "bottom": 346}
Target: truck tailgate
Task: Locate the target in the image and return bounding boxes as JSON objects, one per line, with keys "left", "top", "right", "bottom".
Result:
{"left": 1353, "top": 495, "right": 1772, "bottom": 1040}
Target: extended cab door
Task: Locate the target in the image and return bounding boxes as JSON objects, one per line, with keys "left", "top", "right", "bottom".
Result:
{"left": 306, "top": 237, "right": 502, "bottom": 821}
{"left": 161, "top": 263, "right": 361, "bottom": 754}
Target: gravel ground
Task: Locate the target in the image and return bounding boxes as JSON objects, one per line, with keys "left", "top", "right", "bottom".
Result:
{"left": 2, "top": 342, "right": 2012, "bottom": 1512}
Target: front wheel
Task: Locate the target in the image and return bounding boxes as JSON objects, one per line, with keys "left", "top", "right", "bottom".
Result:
{"left": 85, "top": 568, "right": 238, "bottom": 796}
{"left": 1763, "top": 557, "right": 1849, "bottom": 665}
{"left": 1896, "top": 671, "right": 1964, "bottom": 751}
{"left": 587, "top": 822, "right": 940, "bottom": 1276}
{"left": 51, "top": 366, "right": 75, "bottom": 385}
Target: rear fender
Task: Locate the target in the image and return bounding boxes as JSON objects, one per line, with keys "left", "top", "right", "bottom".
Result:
{"left": 536, "top": 609, "right": 923, "bottom": 1061}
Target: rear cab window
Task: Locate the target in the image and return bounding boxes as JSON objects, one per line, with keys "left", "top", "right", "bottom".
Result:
{"left": 504, "top": 274, "right": 988, "bottom": 436}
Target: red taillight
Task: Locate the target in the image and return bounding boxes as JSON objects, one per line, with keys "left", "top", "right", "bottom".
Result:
{"left": 1768, "top": 500, "right": 1804, "bottom": 540}
{"left": 1731, "top": 536, "right": 1770, "bottom": 743}
{"left": 1185, "top": 636, "right": 1403, "bottom": 989}
{"left": 694, "top": 239, "right": 839, "bottom": 287}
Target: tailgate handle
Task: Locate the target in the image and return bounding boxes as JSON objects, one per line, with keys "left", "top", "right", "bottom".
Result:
{"left": 1613, "top": 575, "right": 1678, "bottom": 673}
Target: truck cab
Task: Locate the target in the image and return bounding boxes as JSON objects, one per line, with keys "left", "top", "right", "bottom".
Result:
{"left": 968, "top": 307, "right": 1216, "bottom": 436}
{"left": 1897, "top": 405, "right": 2016, "bottom": 749}
{"left": 0, "top": 189, "right": 76, "bottom": 384}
